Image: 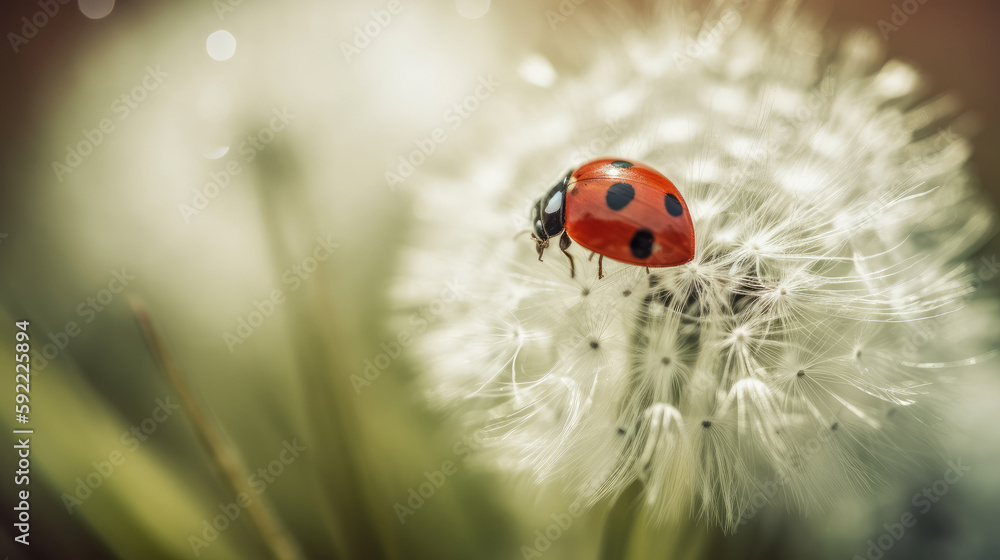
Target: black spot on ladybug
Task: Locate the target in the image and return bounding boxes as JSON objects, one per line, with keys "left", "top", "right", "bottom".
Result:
{"left": 665, "top": 193, "right": 683, "bottom": 217}
{"left": 611, "top": 160, "right": 633, "bottom": 168}
{"left": 606, "top": 182, "right": 635, "bottom": 210}
{"left": 630, "top": 229, "right": 654, "bottom": 259}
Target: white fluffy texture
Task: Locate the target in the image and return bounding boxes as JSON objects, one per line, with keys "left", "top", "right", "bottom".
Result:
{"left": 396, "top": 2, "right": 995, "bottom": 531}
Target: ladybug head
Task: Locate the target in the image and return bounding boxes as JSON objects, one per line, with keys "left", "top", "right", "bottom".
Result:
{"left": 530, "top": 173, "right": 570, "bottom": 242}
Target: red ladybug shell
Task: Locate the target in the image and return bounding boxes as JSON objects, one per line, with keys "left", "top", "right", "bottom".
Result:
{"left": 565, "top": 158, "right": 694, "bottom": 267}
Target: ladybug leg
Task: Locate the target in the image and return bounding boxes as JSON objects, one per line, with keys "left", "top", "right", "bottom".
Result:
{"left": 587, "top": 251, "right": 597, "bottom": 262}
{"left": 532, "top": 234, "right": 550, "bottom": 261}
{"left": 598, "top": 255, "right": 604, "bottom": 280}
{"left": 559, "top": 231, "right": 575, "bottom": 278}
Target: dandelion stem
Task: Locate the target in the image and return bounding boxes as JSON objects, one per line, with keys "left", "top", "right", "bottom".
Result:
{"left": 252, "top": 148, "right": 387, "bottom": 559}
{"left": 599, "top": 480, "right": 643, "bottom": 560}
{"left": 131, "top": 298, "right": 303, "bottom": 560}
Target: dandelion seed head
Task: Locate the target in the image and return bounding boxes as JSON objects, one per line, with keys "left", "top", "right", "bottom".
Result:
{"left": 398, "top": 2, "right": 997, "bottom": 532}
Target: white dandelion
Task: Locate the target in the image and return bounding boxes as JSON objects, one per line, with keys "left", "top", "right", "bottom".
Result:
{"left": 394, "top": 0, "right": 997, "bottom": 532}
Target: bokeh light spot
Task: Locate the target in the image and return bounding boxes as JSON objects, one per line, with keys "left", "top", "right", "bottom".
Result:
{"left": 206, "top": 30, "right": 237, "bottom": 61}
{"left": 79, "top": 0, "right": 115, "bottom": 19}
{"left": 202, "top": 145, "right": 230, "bottom": 160}
{"left": 518, "top": 54, "right": 556, "bottom": 88}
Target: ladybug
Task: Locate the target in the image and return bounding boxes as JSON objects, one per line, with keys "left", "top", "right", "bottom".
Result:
{"left": 529, "top": 158, "right": 694, "bottom": 279}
